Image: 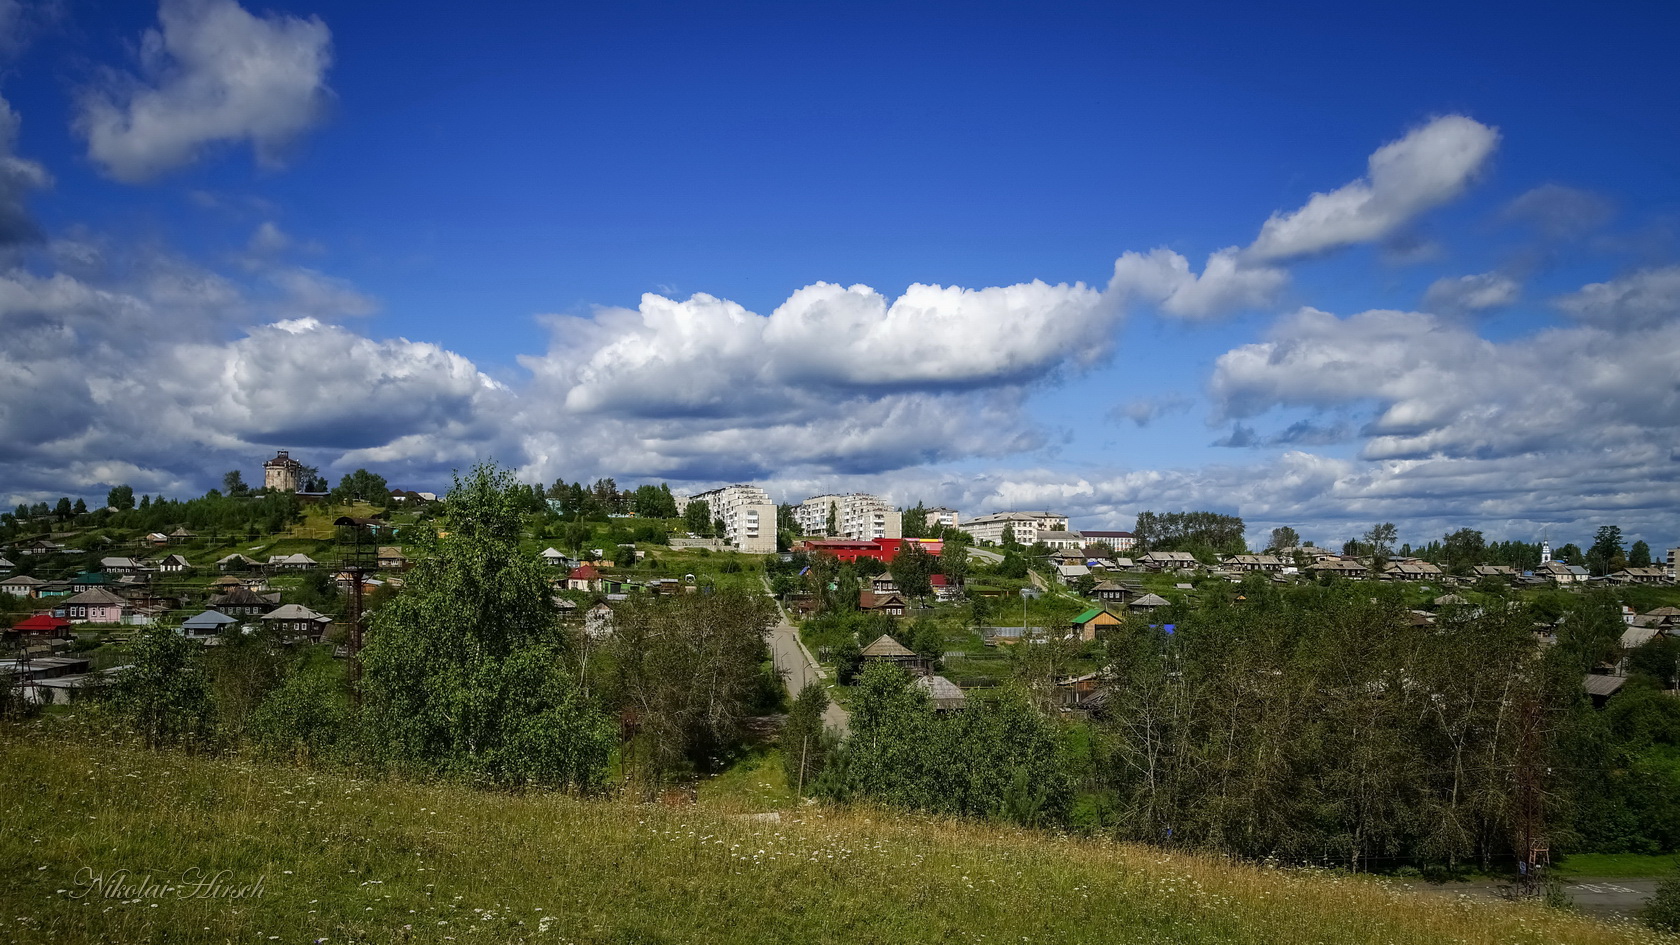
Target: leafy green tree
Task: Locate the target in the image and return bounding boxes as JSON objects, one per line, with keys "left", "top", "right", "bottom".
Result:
{"left": 222, "top": 470, "right": 249, "bottom": 496}
{"left": 1442, "top": 527, "right": 1486, "bottom": 575}
{"left": 1364, "top": 522, "right": 1398, "bottom": 557}
{"left": 833, "top": 636, "right": 863, "bottom": 685}
{"left": 1588, "top": 525, "right": 1626, "bottom": 576}
{"left": 72, "top": 498, "right": 87, "bottom": 515}
{"left": 608, "top": 589, "right": 778, "bottom": 783}
{"left": 683, "top": 499, "right": 712, "bottom": 537}
{"left": 997, "top": 553, "right": 1029, "bottom": 579}
{"left": 941, "top": 542, "right": 968, "bottom": 587}
{"left": 205, "top": 625, "right": 290, "bottom": 741}
{"left": 889, "top": 542, "right": 935, "bottom": 601}
{"left": 249, "top": 659, "right": 348, "bottom": 763}
{"left": 1267, "top": 526, "right": 1299, "bottom": 552}
{"left": 53, "top": 497, "right": 72, "bottom": 521}
{"left": 1001, "top": 522, "right": 1019, "bottom": 548}
{"left": 901, "top": 502, "right": 929, "bottom": 539}
{"left": 826, "top": 501, "right": 838, "bottom": 537}
{"left": 107, "top": 625, "right": 214, "bottom": 750}
{"left": 1557, "top": 543, "right": 1585, "bottom": 566}
{"left": 1642, "top": 870, "right": 1680, "bottom": 933}
{"left": 107, "top": 484, "right": 135, "bottom": 511}
{"left": 334, "top": 468, "right": 390, "bottom": 506}
{"left": 782, "top": 682, "right": 836, "bottom": 795}
{"left": 361, "top": 463, "right": 613, "bottom": 789}
{"left": 842, "top": 663, "right": 1069, "bottom": 824}
{"left": 1630, "top": 541, "right": 1652, "bottom": 568}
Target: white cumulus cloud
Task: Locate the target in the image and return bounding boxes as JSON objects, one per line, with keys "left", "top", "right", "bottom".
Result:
{"left": 1246, "top": 116, "right": 1499, "bottom": 263}
{"left": 75, "top": 0, "right": 333, "bottom": 182}
{"left": 1107, "top": 247, "right": 1287, "bottom": 321}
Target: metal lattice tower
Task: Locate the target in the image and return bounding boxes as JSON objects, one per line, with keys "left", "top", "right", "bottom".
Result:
{"left": 332, "top": 515, "right": 382, "bottom": 704}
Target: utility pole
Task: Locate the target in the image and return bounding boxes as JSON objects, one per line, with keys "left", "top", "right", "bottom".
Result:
{"left": 1513, "top": 689, "right": 1549, "bottom": 896}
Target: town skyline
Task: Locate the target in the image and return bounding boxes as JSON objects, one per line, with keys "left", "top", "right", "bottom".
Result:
{"left": 0, "top": 1, "right": 1676, "bottom": 548}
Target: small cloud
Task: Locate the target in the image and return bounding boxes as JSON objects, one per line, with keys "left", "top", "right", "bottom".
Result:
{"left": 1503, "top": 184, "right": 1614, "bottom": 239}
{"left": 1108, "top": 394, "right": 1193, "bottom": 427}
{"left": 1423, "top": 271, "right": 1519, "bottom": 314}
{"left": 247, "top": 220, "right": 290, "bottom": 255}
{"left": 1211, "top": 418, "right": 1350, "bottom": 449}
{"left": 1213, "top": 422, "right": 1260, "bottom": 447}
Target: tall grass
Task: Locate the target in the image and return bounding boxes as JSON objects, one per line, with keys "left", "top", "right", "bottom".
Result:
{"left": 0, "top": 733, "right": 1663, "bottom": 944}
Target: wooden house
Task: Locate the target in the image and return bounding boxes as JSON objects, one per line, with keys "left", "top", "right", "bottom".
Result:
{"left": 1069, "top": 607, "right": 1121, "bottom": 641}
{"left": 858, "top": 591, "right": 906, "bottom": 616}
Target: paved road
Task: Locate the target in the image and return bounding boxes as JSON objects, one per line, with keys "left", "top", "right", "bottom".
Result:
{"left": 761, "top": 576, "right": 850, "bottom": 736}
{"left": 1400, "top": 876, "right": 1656, "bottom": 919}
{"left": 767, "top": 615, "right": 850, "bottom": 735}
{"left": 969, "top": 547, "right": 1003, "bottom": 564}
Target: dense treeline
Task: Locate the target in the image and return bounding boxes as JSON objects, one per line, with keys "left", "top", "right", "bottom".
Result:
{"left": 545, "top": 477, "right": 679, "bottom": 519}
{"left": 1132, "top": 510, "right": 1246, "bottom": 556}
{"left": 817, "top": 577, "right": 1680, "bottom": 870}
{"left": 1096, "top": 580, "right": 1577, "bottom": 868}
{"left": 1, "top": 490, "right": 303, "bottom": 551}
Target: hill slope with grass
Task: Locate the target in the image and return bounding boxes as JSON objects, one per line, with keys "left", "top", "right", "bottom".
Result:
{"left": 0, "top": 736, "right": 1662, "bottom": 945}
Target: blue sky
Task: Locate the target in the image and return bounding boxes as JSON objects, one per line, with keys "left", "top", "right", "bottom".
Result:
{"left": 1, "top": 0, "right": 1677, "bottom": 550}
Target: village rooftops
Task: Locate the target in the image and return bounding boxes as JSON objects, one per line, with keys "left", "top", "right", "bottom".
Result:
{"left": 860, "top": 634, "right": 917, "bottom": 659}
{"left": 62, "top": 587, "right": 127, "bottom": 607}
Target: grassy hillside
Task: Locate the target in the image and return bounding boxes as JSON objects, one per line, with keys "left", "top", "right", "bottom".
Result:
{"left": 0, "top": 735, "right": 1663, "bottom": 945}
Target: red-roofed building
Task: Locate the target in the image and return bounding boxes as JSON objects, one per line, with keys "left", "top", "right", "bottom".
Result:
{"left": 11, "top": 614, "right": 73, "bottom": 638}
{"left": 566, "top": 564, "right": 602, "bottom": 593}
{"left": 798, "top": 537, "right": 945, "bottom": 564}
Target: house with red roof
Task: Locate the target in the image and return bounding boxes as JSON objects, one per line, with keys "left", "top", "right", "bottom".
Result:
{"left": 11, "top": 614, "right": 73, "bottom": 638}
{"left": 566, "top": 563, "right": 603, "bottom": 593}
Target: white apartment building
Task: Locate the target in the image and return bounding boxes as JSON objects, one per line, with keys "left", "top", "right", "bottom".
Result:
{"left": 924, "top": 507, "right": 959, "bottom": 529}
{"left": 795, "top": 493, "right": 902, "bottom": 541}
{"left": 678, "top": 484, "right": 778, "bottom": 554}
{"left": 1080, "top": 530, "right": 1137, "bottom": 553}
{"left": 962, "top": 511, "right": 1069, "bottom": 546}
{"left": 1669, "top": 546, "right": 1680, "bottom": 582}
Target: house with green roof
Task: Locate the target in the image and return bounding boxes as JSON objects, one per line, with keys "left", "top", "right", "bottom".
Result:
{"left": 1070, "top": 607, "right": 1121, "bottom": 641}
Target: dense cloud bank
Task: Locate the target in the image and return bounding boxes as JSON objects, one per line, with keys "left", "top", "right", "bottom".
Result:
{"left": 0, "top": 1, "right": 1670, "bottom": 549}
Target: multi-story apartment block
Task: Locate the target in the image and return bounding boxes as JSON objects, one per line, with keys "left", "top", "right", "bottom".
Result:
{"left": 795, "top": 493, "right": 902, "bottom": 541}
{"left": 678, "top": 484, "right": 777, "bottom": 554}
{"left": 962, "top": 511, "right": 1069, "bottom": 546}
{"left": 924, "top": 507, "right": 959, "bottom": 529}
{"left": 1668, "top": 546, "right": 1680, "bottom": 582}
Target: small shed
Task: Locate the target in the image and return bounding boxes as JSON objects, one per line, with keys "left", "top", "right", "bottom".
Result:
{"left": 911, "top": 674, "right": 967, "bottom": 711}
{"left": 180, "top": 610, "right": 238, "bottom": 640}
{"left": 1128, "top": 593, "right": 1171, "bottom": 611}
{"left": 1584, "top": 673, "right": 1627, "bottom": 708}
{"left": 861, "top": 634, "right": 924, "bottom": 672}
